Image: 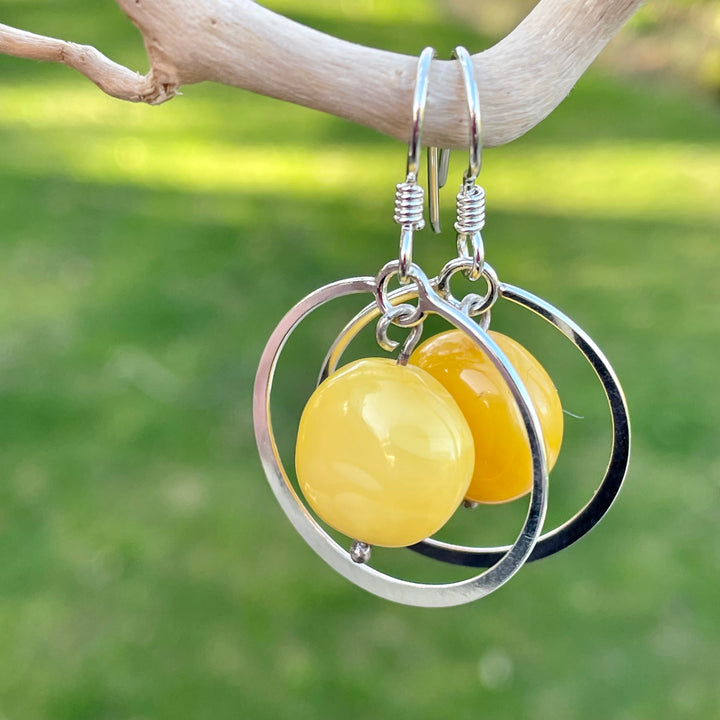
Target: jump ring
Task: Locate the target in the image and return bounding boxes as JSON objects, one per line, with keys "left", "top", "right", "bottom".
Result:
{"left": 376, "top": 305, "right": 425, "bottom": 353}
{"left": 375, "top": 261, "right": 426, "bottom": 326}
{"left": 437, "top": 259, "right": 499, "bottom": 315}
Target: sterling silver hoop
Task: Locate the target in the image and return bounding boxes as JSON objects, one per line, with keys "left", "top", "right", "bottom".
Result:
{"left": 319, "top": 275, "right": 631, "bottom": 566}
{"left": 253, "top": 265, "right": 549, "bottom": 608}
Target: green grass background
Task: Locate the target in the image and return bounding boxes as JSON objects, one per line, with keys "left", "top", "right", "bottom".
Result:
{"left": 1, "top": 1, "right": 719, "bottom": 718}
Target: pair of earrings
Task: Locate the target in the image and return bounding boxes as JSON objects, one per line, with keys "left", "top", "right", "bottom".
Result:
{"left": 254, "top": 47, "right": 630, "bottom": 608}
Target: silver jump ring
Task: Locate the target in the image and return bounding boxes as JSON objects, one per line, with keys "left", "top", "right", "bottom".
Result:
{"left": 406, "top": 47, "right": 436, "bottom": 181}
{"left": 437, "top": 259, "right": 499, "bottom": 315}
{"left": 460, "top": 293, "right": 494, "bottom": 320}
{"left": 375, "top": 260, "right": 427, "bottom": 327}
{"left": 376, "top": 306, "right": 425, "bottom": 356}
{"left": 452, "top": 46, "right": 481, "bottom": 183}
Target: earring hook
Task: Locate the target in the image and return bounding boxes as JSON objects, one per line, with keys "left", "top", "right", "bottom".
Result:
{"left": 453, "top": 46, "right": 482, "bottom": 184}
{"left": 406, "top": 46, "right": 436, "bottom": 182}
{"left": 395, "top": 47, "right": 436, "bottom": 283}
{"left": 428, "top": 46, "right": 482, "bottom": 233}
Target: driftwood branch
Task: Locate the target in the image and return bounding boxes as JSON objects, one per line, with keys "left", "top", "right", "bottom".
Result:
{"left": 0, "top": 0, "right": 644, "bottom": 148}
{"left": 0, "top": 23, "right": 173, "bottom": 104}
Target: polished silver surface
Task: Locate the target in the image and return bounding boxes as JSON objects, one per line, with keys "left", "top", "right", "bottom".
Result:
{"left": 350, "top": 541, "right": 372, "bottom": 564}
{"left": 427, "top": 145, "right": 450, "bottom": 233}
{"left": 321, "top": 283, "right": 421, "bottom": 384}
{"left": 397, "top": 224, "right": 416, "bottom": 282}
{"left": 454, "top": 186, "right": 485, "bottom": 281}
{"left": 254, "top": 267, "right": 548, "bottom": 607}
{"left": 318, "top": 273, "right": 630, "bottom": 567}
{"left": 444, "top": 46, "right": 486, "bottom": 280}
{"left": 412, "top": 281, "right": 631, "bottom": 567}
{"left": 320, "top": 270, "right": 493, "bottom": 382}
{"left": 375, "top": 260, "right": 426, "bottom": 326}
{"left": 395, "top": 321, "right": 424, "bottom": 366}
{"left": 452, "top": 46, "right": 482, "bottom": 182}
{"left": 375, "top": 304, "right": 424, "bottom": 362}
{"left": 437, "top": 257, "right": 498, "bottom": 318}
{"left": 393, "top": 182, "right": 425, "bottom": 228}
{"left": 455, "top": 184, "right": 486, "bottom": 235}
{"left": 428, "top": 46, "right": 481, "bottom": 236}
{"left": 395, "top": 47, "right": 435, "bottom": 281}
{"left": 406, "top": 47, "right": 435, "bottom": 181}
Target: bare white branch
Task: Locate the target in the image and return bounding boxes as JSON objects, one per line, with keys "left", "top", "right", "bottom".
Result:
{"left": 0, "top": 23, "right": 174, "bottom": 104}
{"left": 0, "top": 0, "right": 644, "bottom": 146}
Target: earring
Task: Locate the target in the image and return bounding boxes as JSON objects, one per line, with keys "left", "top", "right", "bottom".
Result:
{"left": 254, "top": 47, "right": 630, "bottom": 607}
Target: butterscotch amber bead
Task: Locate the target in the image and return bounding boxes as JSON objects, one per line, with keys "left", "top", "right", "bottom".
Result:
{"left": 410, "top": 330, "right": 563, "bottom": 504}
{"left": 295, "top": 357, "right": 474, "bottom": 547}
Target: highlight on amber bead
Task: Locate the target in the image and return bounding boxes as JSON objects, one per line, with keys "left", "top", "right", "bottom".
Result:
{"left": 410, "top": 329, "right": 563, "bottom": 504}
{"left": 295, "top": 357, "right": 475, "bottom": 547}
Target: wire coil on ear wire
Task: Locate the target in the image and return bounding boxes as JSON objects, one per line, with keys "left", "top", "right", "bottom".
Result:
{"left": 455, "top": 184, "right": 485, "bottom": 235}
{"left": 393, "top": 181, "right": 425, "bottom": 228}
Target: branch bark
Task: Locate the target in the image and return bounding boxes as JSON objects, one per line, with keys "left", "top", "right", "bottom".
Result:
{"left": 0, "top": 23, "right": 173, "bottom": 103}
{"left": 0, "top": 0, "right": 645, "bottom": 148}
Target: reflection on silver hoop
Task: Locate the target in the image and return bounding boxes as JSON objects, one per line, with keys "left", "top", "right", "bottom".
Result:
{"left": 319, "top": 278, "right": 631, "bottom": 567}
{"left": 253, "top": 268, "right": 548, "bottom": 608}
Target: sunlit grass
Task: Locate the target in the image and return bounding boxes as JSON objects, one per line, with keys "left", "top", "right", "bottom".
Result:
{"left": 3, "top": 132, "right": 719, "bottom": 222}
{"left": 264, "top": 0, "right": 443, "bottom": 23}
{"left": 3, "top": 85, "right": 719, "bottom": 222}
{"left": 1, "top": 2, "right": 720, "bottom": 720}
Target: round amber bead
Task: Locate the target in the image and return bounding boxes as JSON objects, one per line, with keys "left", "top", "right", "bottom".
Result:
{"left": 410, "top": 330, "right": 563, "bottom": 504}
{"left": 295, "top": 357, "right": 474, "bottom": 547}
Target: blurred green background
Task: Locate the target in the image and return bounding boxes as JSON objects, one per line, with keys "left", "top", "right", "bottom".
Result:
{"left": 1, "top": 1, "right": 719, "bottom": 718}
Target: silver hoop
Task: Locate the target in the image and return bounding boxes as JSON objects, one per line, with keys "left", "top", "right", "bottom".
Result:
{"left": 410, "top": 282, "right": 630, "bottom": 566}
{"left": 318, "top": 280, "right": 630, "bottom": 564}
{"left": 254, "top": 272, "right": 548, "bottom": 607}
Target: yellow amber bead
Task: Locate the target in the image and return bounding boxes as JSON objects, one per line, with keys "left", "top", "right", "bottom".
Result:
{"left": 410, "top": 330, "right": 563, "bottom": 504}
{"left": 295, "top": 357, "right": 474, "bottom": 547}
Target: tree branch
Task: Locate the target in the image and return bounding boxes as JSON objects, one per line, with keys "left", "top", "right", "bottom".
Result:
{"left": 0, "top": 23, "right": 174, "bottom": 104}
{"left": 0, "top": 0, "right": 645, "bottom": 147}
